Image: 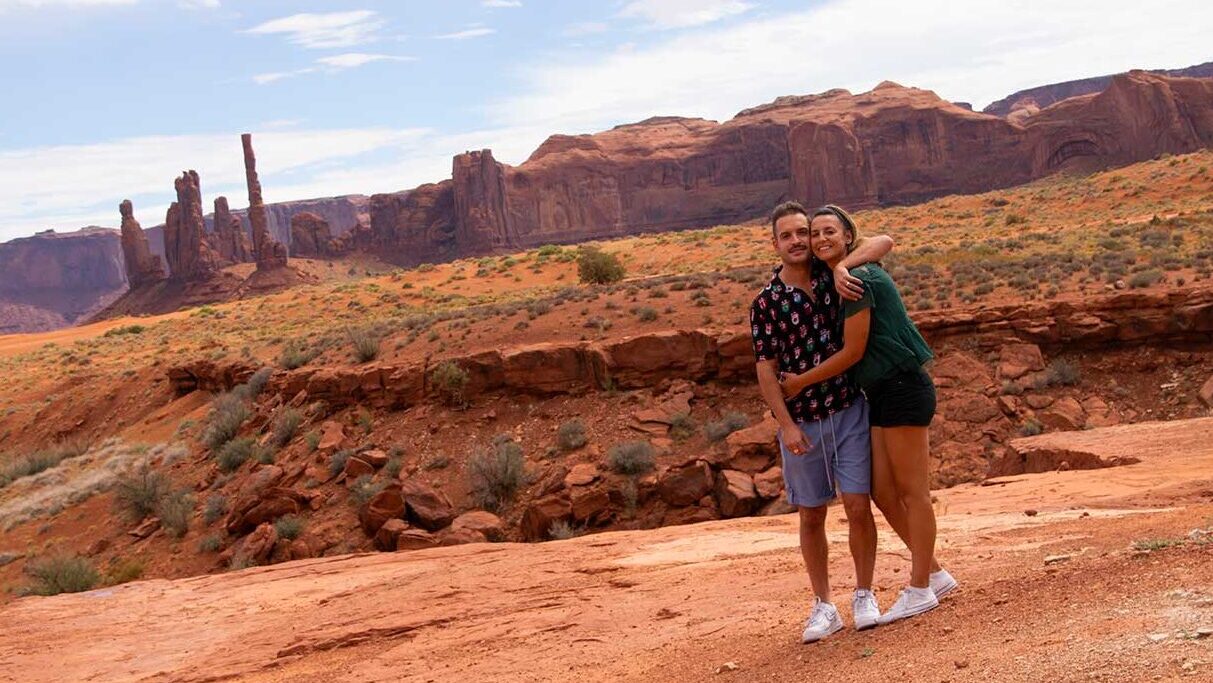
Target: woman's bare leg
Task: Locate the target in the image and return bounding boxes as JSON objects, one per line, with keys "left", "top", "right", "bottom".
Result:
{"left": 880, "top": 425, "right": 936, "bottom": 588}
{"left": 871, "top": 426, "right": 941, "bottom": 573}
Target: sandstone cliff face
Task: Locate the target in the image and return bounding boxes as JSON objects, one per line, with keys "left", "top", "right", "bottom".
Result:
{"left": 369, "top": 72, "right": 1213, "bottom": 265}
{"left": 289, "top": 212, "right": 334, "bottom": 257}
{"left": 0, "top": 228, "right": 127, "bottom": 331}
{"left": 118, "top": 199, "right": 165, "bottom": 287}
{"left": 983, "top": 60, "right": 1213, "bottom": 117}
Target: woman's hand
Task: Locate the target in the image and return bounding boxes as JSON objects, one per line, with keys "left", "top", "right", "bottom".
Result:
{"left": 834, "top": 263, "right": 865, "bottom": 301}
{"left": 779, "top": 371, "right": 802, "bottom": 399}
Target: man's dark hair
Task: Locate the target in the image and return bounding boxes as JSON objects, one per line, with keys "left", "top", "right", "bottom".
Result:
{"left": 770, "top": 201, "right": 808, "bottom": 235}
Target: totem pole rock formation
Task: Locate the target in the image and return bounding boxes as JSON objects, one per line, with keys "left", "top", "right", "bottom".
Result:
{"left": 242, "top": 133, "right": 288, "bottom": 270}
{"left": 163, "top": 170, "right": 217, "bottom": 281}
{"left": 118, "top": 200, "right": 166, "bottom": 287}
{"left": 212, "top": 196, "right": 252, "bottom": 264}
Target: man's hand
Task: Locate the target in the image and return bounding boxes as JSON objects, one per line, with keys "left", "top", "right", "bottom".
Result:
{"left": 834, "top": 263, "right": 864, "bottom": 301}
{"left": 779, "top": 371, "right": 803, "bottom": 398}
{"left": 780, "top": 423, "right": 811, "bottom": 456}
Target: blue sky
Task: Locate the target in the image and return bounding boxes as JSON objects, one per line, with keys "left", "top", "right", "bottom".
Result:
{"left": 1, "top": 0, "right": 1210, "bottom": 242}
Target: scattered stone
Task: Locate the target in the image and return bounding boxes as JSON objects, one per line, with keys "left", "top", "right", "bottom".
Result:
{"left": 753, "top": 467, "right": 784, "bottom": 499}
{"left": 400, "top": 479, "right": 455, "bottom": 531}
{"left": 998, "top": 343, "right": 1045, "bottom": 380}
{"left": 375, "top": 518, "right": 409, "bottom": 551}
{"left": 359, "top": 485, "right": 405, "bottom": 536}
{"left": 317, "top": 421, "right": 346, "bottom": 452}
{"left": 1024, "top": 509, "right": 1039, "bottom": 517}
{"left": 396, "top": 528, "right": 438, "bottom": 551}
{"left": 954, "top": 659, "right": 969, "bottom": 670}
{"left": 658, "top": 461, "right": 714, "bottom": 507}
{"left": 714, "top": 469, "right": 758, "bottom": 518}
{"left": 565, "top": 463, "right": 600, "bottom": 487}
{"left": 1200, "top": 376, "right": 1213, "bottom": 408}
{"left": 714, "top": 661, "right": 739, "bottom": 674}
{"left": 360, "top": 449, "right": 389, "bottom": 468}
{"left": 1038, "top": 397, "right": 1087, "bottom": 431}
{"left": 1044, "top": 553, "right": 1073, "bottom": 565}
{"left": 129, "top": 517, "right": 161, "bottom": 539}
{"left": 451, "top": 510, "right": 505, "bottom": 541}
{"left": 343, "top": 455, "right": 375, "bottom": 482}
{"left": 724, "top": 414, "right": 779, "bottom": 473}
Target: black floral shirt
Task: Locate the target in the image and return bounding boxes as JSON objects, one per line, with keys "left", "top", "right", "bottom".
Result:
{"left": 749, "top": 261, "right": 858, "bottom": 423}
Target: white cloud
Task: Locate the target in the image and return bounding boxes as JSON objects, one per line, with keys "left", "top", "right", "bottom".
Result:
{"left": 495, "top": 0, "right": 1213, "bottom": 135}
{"left": 245, "top": 10, "right": 383, "bottom": 49}
{"left": 251, "top": 69, "right": 313, "bottom": 85}
{"left": 618, "top": 0, "right": 752, "bottom": 29}
{"left": 563, "top": 21, "right": 608, "bottom": 37}
{"left": 0, "top": 0, "right": 135, "bottom": 7}
{"left": 178, "top": 0, "right": 218, "bottom": 9}
{"left": 315, "top": 52, "right": 415, "bottom": 69}
{"left": 481, "top": 0, "right": 520, "bottom": 7}
{"left": 434, "top": 26, "right": 495, "bottom": 40}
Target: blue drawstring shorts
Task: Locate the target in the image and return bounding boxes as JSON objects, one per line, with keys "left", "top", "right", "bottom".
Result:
{"left": 778, "top": 396, "right": 872, "bottom": 508}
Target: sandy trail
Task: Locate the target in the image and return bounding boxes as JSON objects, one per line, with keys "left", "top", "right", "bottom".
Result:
{"left": 1, "top": 418, "right": 1212, "bottom": 683}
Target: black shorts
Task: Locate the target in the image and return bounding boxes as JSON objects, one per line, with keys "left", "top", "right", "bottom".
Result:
{"left": 865, "top": 366, "right": 936, "bottom": 428}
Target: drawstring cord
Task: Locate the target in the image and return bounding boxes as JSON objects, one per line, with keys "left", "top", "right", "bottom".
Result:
{"left": 817, "top": 413, "right": 841, "bottom": 498}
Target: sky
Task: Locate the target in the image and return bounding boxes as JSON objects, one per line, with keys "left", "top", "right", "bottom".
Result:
{"left": 0, "top": 0, "right": 1210, "bottom": 243}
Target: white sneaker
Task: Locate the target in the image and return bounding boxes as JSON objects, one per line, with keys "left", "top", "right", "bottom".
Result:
{"left": 852, "top": 589, "right": 880, "bottom": 631}
{"left": 877, "top": 586, "right": 939, "bottom": 625}
{"left": 802, "top": 599, "right": 844, "bottom": 643}
{"left": 930, "top": 569, "right": 958, "bottom": 600}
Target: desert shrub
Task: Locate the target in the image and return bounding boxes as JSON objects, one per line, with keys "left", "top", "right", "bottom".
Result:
{"left": 273, "top": 514, "right": 305, "bottom": 540}
{"left": 1128, "top": 269, "right": 1163, "bottom": 289}
{"left": 105, "top": 557, "right": 145, "bottom": 585}
{"left": 548, "top": 520, "right": 586, "bottom": 540}
{"left": 0, "top": 439, "right": 90, "bottom": 489}
{"left": 25, "top": 555, "right": 99, "bottom": 596}
{"left": 203, "top": 494, "right": 228, "bottom": 524}
{"left": 431, "top": 361, "right": 469, "bottom": 408}
{"left": 279, "top": 339, "right": 319, "bottom": 370}
{"left": 114, "top": 463, "right": 170, "bottom": 521}
{"left": 103, "top": 324, "right": 146, "bottom": 337}
{"left": 201, "top": 393, "right": 250, "bottom": 451}
{"left": 349, "top": 475, "right": 386, "bottom": 506}
{"left": 216, "top": 437, "right": 256, "bottom": 473}
{"left": 328, "top": 449, "right": 353, "bottom": 478}
{"left": 1005, "top": 213, "right": 1027, "bottom": 226}
{"left": 156, "top": 490, "right": 193, "bottom": 538}
{"left": 236, "top": 367, "right": 273, "bottom": 401}
{"left": 577, "top": 246, "right": 625, "bottom": 285}
{"left": 606, "top": 441, "right": 656, "bottom": 475}
{"left": 556, "top": 419, "right": 588, "bottom": 451}
{"left": 634, "top": 306, "right": 658, "bottom": 322}
{"left": 669, "top": 413, "right": 697, "bottom": 441}
{"left": 469, "top": 437, "right": 528, "bottom": 512}
{"left": 385, "top": 456, "right": 404, "bottom": 478}
{"left": 1018, "top": 418, "right": 1044, "bottom": 437}
{"left": 1043, "top": 359, "right": 1081, "bottom": 387}
{"left": 198, "top": 534, "right": 223, "bottom": 553}
{"left": 268, "top": 409, "right": 303, "bottom": 448}
{"left": 691, "top": 290, "right": 712, "bottom": 307}
{"left": 304, "top": 431, "right": 320, "bottom": 452}
{"left": 704, "top": 412, "right": 749, "bottom": 442}
{"left": 347, "top": 326, "right": 381, "bottom": 363}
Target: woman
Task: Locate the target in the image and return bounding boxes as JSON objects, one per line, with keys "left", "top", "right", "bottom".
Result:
{"left": 781, "top": 204, "right": 957, "bottom": 625}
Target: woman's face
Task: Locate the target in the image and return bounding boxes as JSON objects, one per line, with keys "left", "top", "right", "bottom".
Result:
{"left": 810, "top": 214, "right": 850, "bottom": 264}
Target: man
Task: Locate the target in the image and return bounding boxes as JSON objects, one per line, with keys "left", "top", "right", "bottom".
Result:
{"left": 749, "top": 200, "right": 892, "bottom": 643}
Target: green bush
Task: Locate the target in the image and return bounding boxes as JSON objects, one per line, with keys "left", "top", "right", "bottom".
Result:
{"left": 704, "top": 412, "right": 749, "bottom": 442}
{"left": 103, "top": 324, "right": 146, "bottom": 337}
{"left": 203, "top": 494, "right": 227, "bottom": 524}
{"left": 347, "top": 326, "right": 381, "bottom": 363}
{"left": 274, "top": 514, "right": 305, "bottom": 540}
{"left": 236, "top": 367, "right": 274, "bottom": 401}
{"left": 1044, "top": 359, "right": 1081, "bottom": 387}
{"left": 0, "top": 439, "right": 89, "bottom": 489}
{"left": 216, "top": 437, "right": 256, "bottom": 473}
{"left": 1128, "top": 269, "right": 1163, "bottom": 289}
{"left": 577, "top": 246, "right": 625, "bottom": 285}
{"left": 114, "top": 463, "right": 170, "bottom": 521}
{"left": 156, "top": 490, "right": 194, "bottom": 538}
{"left": 25, "top": 555, "right": 100, "bottom": 596}
{"left": 606, "top": 441, "right": 656, "bottom": 475}
{"left": 201, "top": 393, "right": 250, "bottom": 451}
{"left": 279, "top": 339, "right": 319, "bottom": 370}
{"left": 469, "top": 437, "right": 528, "bottom": 512}
{"left": 270, "top": 408, "right": 302, "bottom": 448}
{"left": 634, "top": 306, "right": 659, "bottom": 322}
{"left": 328, "top": 449, "right": 352, "bottom": 478}
{"left": 669, "top": 413, "right": 697, "bottom": 441}
{"left": 198, "top": 534, "right": 223, "bottom": 553}
{"left": 556, "top": 419, "right": 588, "bottom": 451}
{"left": 1018, "top": 418, "right": 1044, "bottom": 437}
{"left": 105, "top": 557, "right": 145, "bottom": 585}
{"left": 431, "top": 361, "right": 470, "bottom": 408}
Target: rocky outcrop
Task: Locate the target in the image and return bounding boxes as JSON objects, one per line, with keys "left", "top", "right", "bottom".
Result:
{"left": 0, "top": 227, "right": 127, "bottom": 332}
{"left": 242, "top": 133, "right": 288, "bottom": 271}
{"left": 289, "top": 212, "right": 334, "bottom": 257}
{"left": 369, "top": 72, "right": 1213, "bottom": 266}
{"left": 118, "top": 200, "right": 165, "bottom": 287}
{"left": 163, "top": 170, "right": 217, "bottom": 281}
{"left": 211, "top": 196, "right": 252, "bottom": 264}
{"left": 983, "top": 60, "right": 1213, "bottom": 117}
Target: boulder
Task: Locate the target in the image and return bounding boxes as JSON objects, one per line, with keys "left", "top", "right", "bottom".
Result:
{"left": 436, "top": 527, "right": 489, "bottom": 546}
{"left": 714, "top": 469, "right": 759, "bottom": 518}
{"left": 724, "top": 414, "right": 779, "bottom": 472}
{"left": 534, "top": 464, "right": 568, "bottom": 497}
{"left": 360, "top": 449, "right": 390, "bottom": 468}
{"left": 564, "top": 463, "right": 600, "bottom": 487}
{"left": 753, "top": 467, "right": 784, "bottom": 499}
{"left": 396, "top": 528, "right": 439, "bottom": 551}
{"left": 570, "top": 485, "right": 612, "bottom": 524}
{"left": 225, "top": 522, "right": 278, "bottom": 567}
{"left": 359, "top": 484, "right": 404, "bottom": 536}
{"left": 657, "top": 461, "right": 714, "bottom": 507}
{"left": 400, "top": 479, "right": 455, "bottom": 531}
{"left": 662, "top": 504, "right": 720, "bottom": 526}
{"left": 998, "top": 343, "right": 1045, "bottom": 380}
{"left": 343, "top": 455, "right": 375, "bottom": 482}
{"left": 930, "top": 352, "right": 993, "bottom": 391}
{"left": 374, "top": 518, "right": 409, "bottom": 551}
{"left": 1038, "top": 397, "right": 1087, "bottom": 431}
{"left": 317, "top": 421, "right": 347, "bottom": 452}
{"left": 1200, "top": 375, "right": 1213, "bottom": 408}
{"left": 521, "top": 494, "right": 572, "bottom": 541}
{"left": 450, "top": 510, "right": 505, "bottom": 541}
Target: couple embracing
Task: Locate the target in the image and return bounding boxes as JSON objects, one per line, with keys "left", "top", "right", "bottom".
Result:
{"left": 749, "top": 201, "right": 957, "bottom": 643}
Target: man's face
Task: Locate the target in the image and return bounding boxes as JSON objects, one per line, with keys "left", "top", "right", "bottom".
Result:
{"left": 772, "top": 212, "right": 811, "bottom": 267}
